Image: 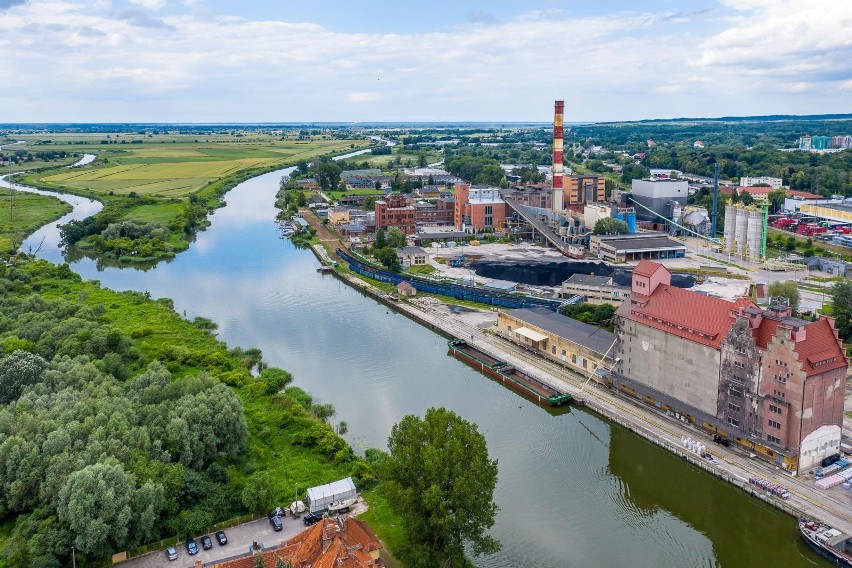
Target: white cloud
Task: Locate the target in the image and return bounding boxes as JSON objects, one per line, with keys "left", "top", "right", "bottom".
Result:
{"left": 346, "top": 92, "right": 383, "bottom": 103}
{"left": 129, "top": 0, "right": 165, "bottom": 9}
{"left": 0, "top": 1, "right": 848, "bottom": 121}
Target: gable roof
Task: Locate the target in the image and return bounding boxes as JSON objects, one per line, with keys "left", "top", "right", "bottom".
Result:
{"left": 793, "top": 318, "right": 847, "bottom": 376}
{"left": 618, "top": 283, "right": 753, "bottom": 348}
{"left": 632, "top": 259, "right": 667, "bottom": 278}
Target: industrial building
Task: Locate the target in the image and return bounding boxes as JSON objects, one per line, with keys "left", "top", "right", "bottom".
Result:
{"left": 454, "top": 184, "right": 509, "bottom": 233}
{"left": 496, "top": 308, "right": 615, "bottom": 376}
{"left": 375, "top": 194, "right": 416, "bottom": 234}
{"left": 589, "top": 233, "right": 686, "bottom": 263}
{"left": 629, "top": 178, "right": 688, "bottom": 223}
{"left": 561, "top": 274, "right": 629, "bottom": 306}
{"left": 722, "top": 204, "right": 768, "bottom": 261}
{"left": 563, "top": 175, "right": 605, "bottom": 209}
{"left": 612, "top": 261, "right": 847, "bottom": 473}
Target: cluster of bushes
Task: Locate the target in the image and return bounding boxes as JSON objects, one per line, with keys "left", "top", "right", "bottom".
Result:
{"left": 560, "top": 302, "right": 616, "bottom": 328}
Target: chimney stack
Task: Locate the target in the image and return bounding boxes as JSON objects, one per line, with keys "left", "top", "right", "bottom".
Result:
{"left": 552, "top": 100, "right": 564, "bottom": 211}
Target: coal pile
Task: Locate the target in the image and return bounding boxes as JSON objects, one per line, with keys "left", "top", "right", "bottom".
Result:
{"left": 471, "top": 261, "right": 695, "bottom": 288}
{"left": 471, "top": 261, "right": 612, "bottom": 287}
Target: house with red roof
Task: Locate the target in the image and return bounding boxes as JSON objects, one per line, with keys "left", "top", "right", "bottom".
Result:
{"left": 613, "top": 261, "right": 846, "bottom": 473}
{"left": 211, "top": 517, "right": 384, "bottom": 568}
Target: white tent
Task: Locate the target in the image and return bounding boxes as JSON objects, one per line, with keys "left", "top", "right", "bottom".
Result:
{"left": 305, "top": 477, "right": 357, "bottom": 513}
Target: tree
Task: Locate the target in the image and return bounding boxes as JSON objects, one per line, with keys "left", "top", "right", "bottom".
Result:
{"left": 386, "top": 227, "right": 407, "bottom": 249}
{"left": 831, "top": 280, "right": 852, "bottom": 340}
{"left": 375, "top": 228, "right": 386, "bottom": 249}
{"left": 381, "top": 407, "right": 500, "bottom": 567}
{"left": 0, "top": 350, "right": 48, "bottom": 404}
{"left": 57, "top": 462, "right": 137, "bottom": 558}
{"left": 375, "top": 247, "right": 401, "bottom": 272}
{"left": 241, "top": 471, "right": 276, "bottom": 513}
{"left": 768, "top": 281, "right": 800, "bottom": 313}
{"left": 593, "top": 217, "right": 630, "bottom": 235}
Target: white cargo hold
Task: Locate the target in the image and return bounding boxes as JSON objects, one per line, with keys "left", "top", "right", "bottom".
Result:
{"left": 305, "top": 477, "right": 357, "bottom": 514}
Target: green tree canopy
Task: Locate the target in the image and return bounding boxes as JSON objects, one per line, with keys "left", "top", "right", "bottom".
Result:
{"left": 386, "top": 227, "right": 407, "bottom": 249}
{"left": 768, "top": 281, "right": 800, "bottom": 313}
{"left": 380, "top": 407, "right": 500, "bottom": 567}
{"left": 593, "top": 217, "right": 630, "bottom": 235}
{"left": 831, "top": 280, "right": 852, "bottom": 340}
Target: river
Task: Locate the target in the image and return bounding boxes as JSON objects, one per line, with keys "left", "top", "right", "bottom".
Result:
{"left": 14, "top": 161, "right": 823, "bottom": 567}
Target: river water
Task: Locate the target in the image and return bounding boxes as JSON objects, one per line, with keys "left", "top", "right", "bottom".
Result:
{"left": 18, "top": 164, "right": 822, "bottom": 567}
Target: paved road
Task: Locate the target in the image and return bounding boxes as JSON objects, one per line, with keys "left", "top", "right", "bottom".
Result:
{"left": 122, "top": 514, "right": 307, "bottom": 568}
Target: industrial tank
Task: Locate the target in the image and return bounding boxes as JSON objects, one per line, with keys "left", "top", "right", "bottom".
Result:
{"left": 735, "top": 207, "right": 749, "bottom": 255}
{"left": 747, "top": 208, "right": 764, "bottom": 260}
{"left": 723, "top": 205, "right": 738, "bottom": 253}
{"left": 626, "top": 210, "right": 636, "bottom": 234}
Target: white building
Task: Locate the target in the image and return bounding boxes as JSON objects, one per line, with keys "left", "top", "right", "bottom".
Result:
{"left": 739, "top": 176, "right": 783, "bottom": 189}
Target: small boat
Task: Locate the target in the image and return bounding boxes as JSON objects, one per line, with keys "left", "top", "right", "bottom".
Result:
{"left": 799, "top": 519, "right": 852, "bottom": 567}
{"left": 387, "top": 293, "right": 399, "bottom": 301}
{"left": 447, "top": 339, "right": 572, "bottom": 406}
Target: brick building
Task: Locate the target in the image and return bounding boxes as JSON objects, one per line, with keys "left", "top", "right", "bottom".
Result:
{"left": 453, "top": 184, "right": 509, "bottom": 233}
{"left": 413, "top": 198, "right": 454, "bottom": 226}
{"left": 612, "top": 260, "right": 846, "bottom": 473}
{"left": 375, "top": 194, "right": 416, "bottom": 234}
{"left": 563, "top": 175, "right": 605, "bottom": 209}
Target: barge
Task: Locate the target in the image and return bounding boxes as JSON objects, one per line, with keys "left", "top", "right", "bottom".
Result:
{"left": 448, "top": 339, "right": 572, "bottom": 406}
{"left": 799, "top": 519, "right": 852, "bottom": 567}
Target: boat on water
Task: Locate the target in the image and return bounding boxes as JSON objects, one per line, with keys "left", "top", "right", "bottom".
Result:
{"left": 799, "top": 519, "right": 852, "bottom": 567}
{"left": 447, "top": 339, "right": 572, "bottom": 406}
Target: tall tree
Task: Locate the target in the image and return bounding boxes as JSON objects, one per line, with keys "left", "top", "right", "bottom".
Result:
{"left": 381, "top": 407, "right": 500, "bottom": 567}
{"left": 593, "top": 217, "right": 630, "bottom": 235}
{"left": 386, "top": 227, "right": 407, "bottom": 249}
{"left": 767, "top": 281, "right": 801, "bottom": 313}
{"left": 831, "top": 280, "right": 852, "bottom": 340}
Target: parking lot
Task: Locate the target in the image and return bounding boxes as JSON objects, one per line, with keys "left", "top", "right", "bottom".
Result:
{"left": 121, "top": 513, "right": 308, "bottom": 568}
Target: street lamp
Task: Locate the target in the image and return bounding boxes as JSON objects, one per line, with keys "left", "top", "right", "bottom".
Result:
{"left": 71, "top": 546, "right": 76, "bottom": 568}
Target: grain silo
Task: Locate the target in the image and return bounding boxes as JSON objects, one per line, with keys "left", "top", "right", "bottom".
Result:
{"left": 723, "top": 205, "right": 737, "bottom": 253}
{"left": 735, "top": 207, "right": 749, "bottom": 255}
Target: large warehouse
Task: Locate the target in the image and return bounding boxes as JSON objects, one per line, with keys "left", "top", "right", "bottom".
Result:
{"left": 588, "top": 233, "right": 687, "bottom": 262}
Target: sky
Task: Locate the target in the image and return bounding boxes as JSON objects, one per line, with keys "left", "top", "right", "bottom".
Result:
{"left": 0, "top": 0, "right": 850, "bottom": 123}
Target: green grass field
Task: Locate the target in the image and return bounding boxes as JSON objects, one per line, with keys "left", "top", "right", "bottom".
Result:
{"left": 31, "top": 137, "right": 369, "bottom": 198}
{"left": 0, "top": 189, "right": 72, "bottom": 252}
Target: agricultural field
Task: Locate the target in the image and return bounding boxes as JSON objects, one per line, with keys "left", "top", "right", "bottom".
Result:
{"left": 337, "top": 146, "right": 443, "bottom": 170}
{"left": 29, "top": 136, "right": 369, "bottom": 198}
{"left": 11, "top": 133, "right": 371, "bottom": 262}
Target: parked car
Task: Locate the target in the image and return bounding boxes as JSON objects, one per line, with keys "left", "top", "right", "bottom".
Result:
{"left": 303, "top": 511, "right": 324, "bottom": 526}
{"left": 165, "top": 546, "right": 178, "bottom": 561}
{"left": 185, "top": 537, "right": 199, "bottom": 555}
{"left": 269, "top": 514, "right": 283, "bottom": 532}
{"left": 215, "top": 530, "right": 228, "bottom": 546}
{"left": 200, "top": 535, "right": 213, "bottom": 550}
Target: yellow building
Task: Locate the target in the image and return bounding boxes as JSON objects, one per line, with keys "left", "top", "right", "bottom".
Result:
{"left": 327, "top": 207, "right": 350, "bottom": 225}
{"left": 496, "top": 308, "right": 615, "bottom": 376}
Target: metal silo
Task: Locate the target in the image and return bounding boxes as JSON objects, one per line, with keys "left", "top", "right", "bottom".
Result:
{"left": 735, "top": 206, "right": 749, "bottom": 255}
{"left": 747, "top": 207, "right": 766, "bottom": 261}
{"left": 626, "top": 210, "right": 636, "bottom": 234}
{"left": 724, "top": 205, "right": 738, "bottom": 253}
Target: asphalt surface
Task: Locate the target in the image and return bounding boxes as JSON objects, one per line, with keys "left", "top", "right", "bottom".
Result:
{"left": 121, "top": 514, "right": 308, "bottom": 568}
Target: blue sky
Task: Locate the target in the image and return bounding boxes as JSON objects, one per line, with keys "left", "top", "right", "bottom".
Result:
{"left": 0, "top": 0, "right": 849, "bottom": 122}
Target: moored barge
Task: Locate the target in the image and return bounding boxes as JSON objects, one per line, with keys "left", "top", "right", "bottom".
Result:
{"left": 448, "top": 339, "right": 572, "bottom": 406}
{"left": 799, "top": 519, "right": 852, "bottom": 567}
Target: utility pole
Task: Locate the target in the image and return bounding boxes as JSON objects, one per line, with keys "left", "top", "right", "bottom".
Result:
{"left": 710, "top": 162, "right": 719, "bottom": 238}
{"left": 71, "top": 546, "right": 76, "bottom": 568}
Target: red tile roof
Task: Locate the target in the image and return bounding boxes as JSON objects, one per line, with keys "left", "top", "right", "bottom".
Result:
{"left": 793, "top": 318, "right": 847, "bottom": 376}
{"left": 632, "top": 259, "right": 667, "bottom": 278}
{"left": 212, "top": 517, "right": 383, "bottom": 568}
{"left": 618, "top": 284, "right": 753, "bottom": 348}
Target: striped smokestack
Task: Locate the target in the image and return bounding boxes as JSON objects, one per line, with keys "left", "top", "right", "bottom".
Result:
{"left": 552, "top": 100, "right": 564, "bottom": 211}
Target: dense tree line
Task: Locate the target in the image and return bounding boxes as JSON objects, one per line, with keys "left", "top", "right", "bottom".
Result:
{"left": 0, "top": 261, "right": 369, "bottom": 567}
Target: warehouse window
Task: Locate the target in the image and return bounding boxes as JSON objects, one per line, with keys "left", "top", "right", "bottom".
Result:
{"left": 767, "top": 434, "right": 781, "bottom": 444}
{"left": 571, "top": 354, "right": 577, "bottom": 364}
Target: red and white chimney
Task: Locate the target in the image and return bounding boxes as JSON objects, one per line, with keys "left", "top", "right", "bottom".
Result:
{"left": 552, "top": 100, "right": 564, "bottom": 211}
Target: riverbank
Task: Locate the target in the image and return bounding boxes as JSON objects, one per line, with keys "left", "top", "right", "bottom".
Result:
{"left": 303, "top": 219, "right": 852, "bottom": 546}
